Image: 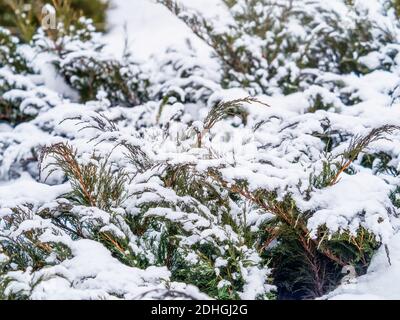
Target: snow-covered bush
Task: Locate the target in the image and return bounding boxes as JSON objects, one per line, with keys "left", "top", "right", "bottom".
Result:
{"left": 1, "top": 0, "right": 400, "bottom": 300}
{"left": 151, "top": 45, "right": 221, "bottom": 105}
{"left": 0, "top": 14, "right": 150, "bottom": 122}
{"left": 32, "top": 18, "right": 150, "bottom": 106}
{"left": 0, "top": 27, "right": 54, "bottom": 124}
{"left": 0, "top": 27, "right": 31, "bottom": 73}
{"left": 159, "top": 0, "right": 400, "bottom": 97}
{"left": 0, "top": 0, "right": 109, "bottom": 42}
{"left": 3, "top": 93, "right": 400, "bottom": 299}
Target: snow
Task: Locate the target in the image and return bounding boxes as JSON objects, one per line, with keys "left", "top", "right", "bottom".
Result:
{"left": 2, "top": 0, "right": 400, "bottom": 300}
{"left": 5, "top": 238, "right": 207, "bottom": 300}
{"left": 104, "top": 0, "right": 221, "bottom": 60}
{"left": 325, "top": 233, "right": 400, "bottom": 300}
{"left": 96, "top": 0, "right": 400, "bottom": 300}
{"left": 0, "top": 173, "right": 70, "bottom": 208}
{"left": 303, "top": 172, "right": 395, "bottom": 243}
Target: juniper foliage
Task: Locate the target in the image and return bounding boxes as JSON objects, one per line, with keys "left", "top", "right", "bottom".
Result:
{"left": 1, "top": 0, "right": 400, "bottom": 301}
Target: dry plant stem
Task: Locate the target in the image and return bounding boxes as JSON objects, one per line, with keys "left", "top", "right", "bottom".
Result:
{"left": 41, "top": 144, "right": 96, "bottom": 207}
{"left": 60, "top": 150, "right": 95, "bottom": 207}
{"left": 100, "top": 232, "right": 126, "bottom": 256}
{"left": 330, "top": 159, "right": 352, "bottom": 185}
{"left": 209, "top": 171, "right": 346, "bottom": 267}
{"left": 25, "top": 231, "right": 52, "bottom": 253}
{"left": 197, "top": 97, "right": 269, "bottom": 148}
{"left": 260, "top": 227, "right": 281, "bottom": 251}
{"left": 330, "top": 125, "right": 400, "bottom": 185}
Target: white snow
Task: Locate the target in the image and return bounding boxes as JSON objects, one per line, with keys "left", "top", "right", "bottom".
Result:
{"left": 0, "top": 173, "right": 70, "bottom": 208}
{"left": 104, "top": 0, "right": 224, "bottom": 60}
{"left": 325, "top": 233, "right": 400, "bottom": 299}
{"left": 2, "top": 0, "right": 400, "bottom": 301}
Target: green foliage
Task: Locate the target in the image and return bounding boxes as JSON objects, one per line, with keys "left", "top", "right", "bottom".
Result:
{"left": 159, "top": 0, "right": 397, "bottom": 95}
{"left": 40, "top": 143, "right": 128, "bottom": 210}
{"left": 262, "top": 224, "right": 340, "bottom": 299}
{"left": 0, "top": 0, "right": 398, "bottom": 296}
{"left": 310, "top": 125, "right": 400, "bottom": 189}
{"left": 0, "top": 28, "right": 35, "bottom": 123}
{"left": 30, "top": 17, "right": 151, "bottom": 106}
{"left": 390, "top": 186, "right": 400, "bottom": 208}
{"left": 57, "top": 51, "right": 149, "bottom": 106}
{"left": 0, "top": 0, "right": 109, "bottom": 42}
{"left": 386, "top": 0, "right": 400, "bottom": 18}
{"left": 0, "top": 35, "right": 37, "bottom": 123}
{"left": 162, "top": 164, "right": 226, "bottom": 213}
{"left": 195, "top": 97, "right": 268, "bottom": 147}
{"left": 1, "top": 12, "right": 148, "bottom": 127}
{"left": 361, "top": 152, "right": 399, "bottom": 176}
{"left": 30, "top": 110, "right": 275, "bottom": 300}
{"left": 0, "top": 86, "right": 30, "bottom": 124}
{"left": 0, "top": 205, "right": 72, "bottom": 274}
{"left": 206, "top": 121, "right": 399, "bottom": 299}
{"left": 2, "top": 99, "right": 399, "bottom": 300}
{"left": 171, "top": 248, "right": 243, "bottom": 300}
{"left": 257, "top": 195, "right": 379, "bottom": 299}
{"left": 0, "top": 28, "right": 30, "bottom": 72}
